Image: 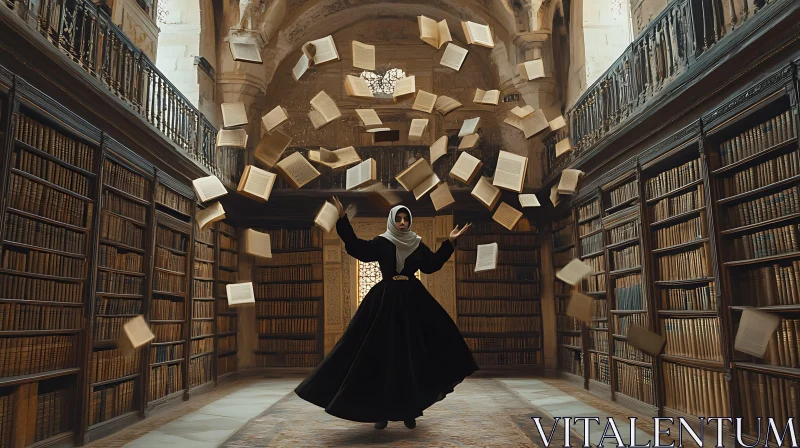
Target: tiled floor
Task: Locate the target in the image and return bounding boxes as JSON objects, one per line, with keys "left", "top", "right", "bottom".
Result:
{"left": 95, "top": 376, "right": 667, "bottom": 447}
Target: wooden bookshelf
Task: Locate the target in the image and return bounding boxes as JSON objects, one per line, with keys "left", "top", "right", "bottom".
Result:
{"left": 552, "top": 209, "right": 584, "bottom": 384}
{"left": 189, "top": 214, "right": 215, "bottom": 390}
{"left": 455, "top": 219, "right": 542, "bottom": 368}
{"left": 254, "top": 227, "right": 323, "bottom": 368}
{"left": 216, "top": 221, "right": 239, "bottom": 379}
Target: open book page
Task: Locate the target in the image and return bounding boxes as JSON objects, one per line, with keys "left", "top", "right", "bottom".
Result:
{"left": 556, "top": 138, "right": 572, "bottom": 157}
{"left": 504, "top": 115, "right": 524, "bottom": 131}
{"left": 352, "top": 40, "right": 375, "bottom": 70}
{"left": 474, "top": 242, "right": 498, "bottom": 272}
{"left": 216, "top": 129, "right": 248, "bottom": 148}
{"left": 226, "top": 282, "right": 256, "bottom": 306}
{"left": 308, "top": 110, "right": 329, "bottom": 130}
{"left": 253, "top": 130, "right": 292, "bottom": 169}
{"left": 627, "top": 325, "right": 667, "bottom": 356}
{"left": 418, "top": 15, "right": 440, "bottom": 48}
{"left": 309, "top": 146, "right": 361, "bottom": 169}
{"left": 511, "top": 105, "right": 535, "bottom": 118}
{"left": 319, "top": 147, "right": 337, "bottom": 162}
{"left": 462, "top": 21, "right": 494, "bottom": 48}
{"left": 557, "top": 169, "right": 583, "bottom": 194}
{"left": 556, "top": 259, "right": 593, "bottom": 285}
{"left": 566, "top": 291, "right": 594, "bottom": 324}
{"left": 304, "top": 35, "right": 339, "bottom": 65}
{"left": 520, "top": 109, "right": 549, "bottom": 138}
{"left": 734, "top": 308, "right": 781, "bottom": 357}
{"left": 395, "top": 158, "right": 433, "bottom": 192}
{"left": 519, "top": 59, "right": 545, "bottom": 80}
{"left": 275, "top": 152, "right": 321, "bottom": 189}
{"left": 449, "top": 151, "right": 482, "bottom": 184}
{"left": 355, "top": 109, "right": 382, "bottom": 126}
{"left": 437, "top": 19, "right": 452, "bottom": 48}
{"left": 475, "top": 89, "right": 499, "bottom": 105}
{"left": 440, "top": 43, "right": 468, "bottom": 71}
{"left": 262, "top": 106, "right": 289, "bottom": 133}
{"left": 429, "top": 135, "right": 448, "bottom": 164}
{"left": 244, "top": 229, "right": 272, "bottom": 259}
{"left": 409, "top": 119, "right": 429, "bottom": 139}
{"left": 550, "top": 184, "right": 561, "bottom": 206}
{"left": 230, "top": 41, "right": 262, "bottom": 63}
{"left": 458, "top": 117, "right": 480, "bottom": 137}
{"left": 366, "top": 127, "right": 391, "bottom": 133}
{"left": 430, "top": 182, "right": 455, "bottom": 211}
{"left": 192, "top": 175, "right": 227, "bottom": 203}
{"left": 549, "top": 115, "right": 567, "bottom": 131}
{"left": 310, "top": 91, "right": 342, "bottom": 122}
{"left": 518, "top": 193, "right": 541, "bottom": 207}
{"left": 473, "top": 88, "right": 486, "bottom": 103}
{"left": 393, "top": 76, "right": 416, "bottom": 100}
{"left": 412, "top": 90, "right": 438, "bottom": 113}
{"left": 493, "top": 150, "right": 527, "bottom": 192}
{"left": 471, "top": 176, "right": 500, "bottom": 209}
{"left": 434, "top": 95, "right": 462, "bottom": 115}
{"left": 344, "top": 75, "right": 375, "bottom": 99}
{"left": 412, "top": 172, "right": 440, "bottom": 199}
{"left": 492, "top": 202, "right": 522, "bottom": 231}
{"left": 197, "top": 202, "right": 226, "bottom": 230}
{"left": 237, "top": 165, "right": 276, "bottom": 202}
{"left": 346, "top": 158, "right": 376, "bottom": 190}
{"left": 221, "top": 102, "right": 248, "bottom": 128}
{"left": 314, "top": 201, "right": 340, "bottom": 233}
{"left": 117, "top": 315, "right": 154, "bottom": 354}
{"left": 293, "top": 53, "right": 310, "bottom": 81}
{"left": 458, "top": 133, "right": 480, "bottom": 150}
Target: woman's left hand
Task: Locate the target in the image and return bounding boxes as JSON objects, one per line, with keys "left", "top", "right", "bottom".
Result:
{"left": 449, "top": 223, "right": 471, "bottom": 243}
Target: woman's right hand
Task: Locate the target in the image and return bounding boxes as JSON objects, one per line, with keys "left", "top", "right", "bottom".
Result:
{"left": 332, "top": 196, "right": 345, "bottom": 218}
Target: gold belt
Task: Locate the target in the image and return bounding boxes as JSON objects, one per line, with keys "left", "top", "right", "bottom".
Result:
{"left": 392, "top": 275, "right": 409, "bottom": 281}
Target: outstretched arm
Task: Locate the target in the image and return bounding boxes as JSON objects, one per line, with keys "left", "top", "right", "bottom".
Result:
{"left": 419, "top": 241, "right": 455, "bottom": 274}
{"left": 332, "top": 197, "right": 381, "bottom": 263}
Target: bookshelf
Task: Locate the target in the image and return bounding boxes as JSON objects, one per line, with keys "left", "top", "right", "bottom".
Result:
{"left": 216, "top": 221, "right": 239, "bottom": 378}
{"left": 190, "top": 216, "right": 215, "bottom": 390}
{"left": 254, "top": 228, "right": 324, "bottom": 368}
{"left": 0, "top": 97, "right": 101, "bottom": 447}
{"left": 455, "top": 219, "right": 542, "bottom": 368}
{"left": 553, "top": 209, "right": 584, "bottom": 384}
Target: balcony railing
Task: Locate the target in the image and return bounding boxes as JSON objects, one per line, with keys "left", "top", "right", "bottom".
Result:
{"left": 3, "top": 0, "right": 234, "bottom": 186}
{"left": 546, "top": 0, "right": 780, "bottom": 181}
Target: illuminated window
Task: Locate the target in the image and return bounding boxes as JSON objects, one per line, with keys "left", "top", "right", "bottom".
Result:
{"left": 357, "top": 260, "right": 420, "bottom": 306}
{"left": 360, "top": 68, "right": 406, "bottom": 98}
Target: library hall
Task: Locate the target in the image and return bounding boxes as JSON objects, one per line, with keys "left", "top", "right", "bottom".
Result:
{"left": 0, "top": 0, "right": 799, "bottom": 445}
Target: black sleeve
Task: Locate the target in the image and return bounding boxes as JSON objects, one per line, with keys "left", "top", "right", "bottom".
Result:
{"left": 418, "top": 240, "right": 454, "bottom": 274}
{"left": 336, "top": 216, "right": 382, "bottom": 263}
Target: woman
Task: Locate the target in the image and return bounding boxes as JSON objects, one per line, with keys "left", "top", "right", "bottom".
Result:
{"left": 294, "top": 197, "right": 479, "bottom": 430}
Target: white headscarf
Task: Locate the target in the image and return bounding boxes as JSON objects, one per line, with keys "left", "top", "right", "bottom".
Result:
{"left": 379, "top": 205, "right": 422, "bottom": 273}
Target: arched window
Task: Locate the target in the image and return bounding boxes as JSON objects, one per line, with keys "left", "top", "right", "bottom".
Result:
{"left": 357, "top": 260, "right": 420, "bottom": 306}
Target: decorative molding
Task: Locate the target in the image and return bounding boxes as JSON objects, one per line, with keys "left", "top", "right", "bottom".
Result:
{"left": 324, "top": 245, "right": 341, "bottom": 264}
{"left": 637, "top": 120, "right": 702, "bottom": 165}
{"left": 194, "top": 56, "right": 216, "bottom": 82}
{"left": 598, "top": 155, "right": 637, "bottom": 191}
{"left": 156, "top": 169, "right": 195, "bottom": 199}
{"left": 105, "top": 136, "right": 156, "bottom": 175}
{"left": 324, "top": 267, "right": 342, "bottom": 326}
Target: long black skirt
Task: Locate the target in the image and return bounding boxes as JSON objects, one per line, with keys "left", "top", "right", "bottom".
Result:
{"left": 294, "top": 277, "right": 479, "bottom": 422}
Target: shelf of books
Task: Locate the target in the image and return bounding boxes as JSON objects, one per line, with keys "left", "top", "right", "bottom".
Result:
{"left": 88, "top": 152, "right": 152, "bottom": 436}
{"left": 254, "top": 228, "right": 324, "bottom": 368}
{"left": 576, "top": 197, "right": 611, "bottom": 396}
{"left": 0, "top": 99, "right": 100, "bottom": 447}
{"left": 704, "top": 78, "right": 798, "bottom": 443}
{"left": 216, "top": 221, "right": 239, "bottom": 379}
{"left": 147, "top": 180, "right": 194, "bottom": 409}
{"left": 553, "top": 210, "right": 583, "bottom": 384}
{"left": 640, "top": 134, "right": 727, "bottom": 427}
{"left": 455, "top": 219, "right": 542, "bottom": 369}
{"left": 190, "top": 217, "right": 216, "bottom": 390}
{"left": 601, "top": 170, "right": 656, "bottom": 413}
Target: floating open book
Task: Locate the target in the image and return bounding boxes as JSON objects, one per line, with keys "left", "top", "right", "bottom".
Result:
{"left": 518, "top": 59, "right": 545, "bottom": 81}
{"left": 566, "top": 291, "right": 594, "bottom": 324}
{"left": 302, "top": 35, "right": 340, "bottom": 66}
{"left": 216, "top": 129, "right": 248, "bottom": 148}
{"left": 293, "top": 53, "right": 310, "bottom": 81}
{"left": 409, "top": 119, "right": 429, "bottom": 139}
{"left": 474, "top": 88, "right": 500, "bottom": 105}
{"left": 253, "top": 131, "right": 292, "bottom": 169}
{"left": 734, "top": 308, "right": 781, "bottom": 358}
{"left": 627, "top": 324, "right": 668, "bottom": 356}
{"left": 361, "top": 183, "right": 402, "bottom": 207}
{"left": 309, "top": 90, "right": 342, "bottom": 129}
{"left": 344, "top": 75, "right": 375, "bottom": 99}
{"left": 244, "top": 229, "right": 272, "bottom": 259}
{"left": 236, "top": 165, "right": 276, "bottom": 203}
{"left": 510, "top": 105, "right": 535, "bottom": 118}
{"left": 434, "top": 95, "right": 462, "bottom": 115}
{"left": 221, "top": 102, "right": 248, "bottom": 128}
{"left": 474, "top": 242, "right": 498, "bottom": 272}
{"left": 393, "top": 76, "right": 416, "bottom": 101}
{"left": 412, "top": 90, "right": 438, "bottom": 113}
{"left": 492, "top": 202, "right": 522, "bottom": 231}
{"left": 308, "top": 146, "right": 362, "bottom": 170}
{"left": 458, "top": 117, "right": 480, "bottom": 137}
{"left": 556, "top": 259, "right": 593, "bottom": 285}
{"left": 192, "top": 175, "right": 227, "bottom": 203}
{"left": 461, "top": 21, "right": 494, "bottom": 48}
{"left": 471, "top": 176, "right": 500, "bottom": 210}
{"left": 440, "top": 43, "right": 468, "bottom": 71}
{"left": 261, "top": 105, "right": 289, "bottom": 133}
{"left": 226, "top": 282, "right": 256, "bottom": 306}
{"left": 458, "top": 133, "right": 480, "bottom": 150}
{"left": 518, "top": 193, "right": 541, "bottom": 207}
{"left": 346, "top": 158, "right": 377, "bottom": 190}
{"left": 493, "top": 150, "right": 527, "bottom": 193}
{"left": 117, "top": 315, "right": 154, "bottom": 356}
{"left": 275, "top": 152, "right": 321, "bottom": 189}
{"left": 314, "top": 201, "right": 340, "bottom": 233}
{"left": 557, "top": 169, "right": 583, "bottom": 194}
{"left": 355, "top": 109, "right": 382, "bottom": 127}
{"left": 549, "top": 115, "right": 567, "bottom": 131}
{"left": 504, "top": 109, "right": 549, "bottom": 138}
{"left": 396, "top": 158, "right": 440, "bottom": 199}
{"left": 197, "top": 202, "right": 226, "bottom": 231}
{"left": 429, "top": 135, "right": 448, "bottom": 164}
{"left": 352, "top": 40, "right": 375, "bottom": 70}
{"left": 549, "top": 183, "right": 561, "bottom": 206}
{"left": 430, "top": 182, "right": 455, "bottom": 211}
{"left": 450, "top": 151, "right": 482, "bottom": 184}
{"left": 418, "top": 15, "right": 452, "bottom": 49}
{"left": 555, "top": 138, "right": 572, "bottom": 157}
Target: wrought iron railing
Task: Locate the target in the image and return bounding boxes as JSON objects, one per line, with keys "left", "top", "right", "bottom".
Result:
{"left": 548, "top": 0, "right": 778, "bottom": 181}
{"left": 3, "top": 0, "right": 237, "bottom": 186}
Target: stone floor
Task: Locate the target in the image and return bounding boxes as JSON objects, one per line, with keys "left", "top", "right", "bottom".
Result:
{"left": 87, "top": 375, "right": 713, "bottom": 447}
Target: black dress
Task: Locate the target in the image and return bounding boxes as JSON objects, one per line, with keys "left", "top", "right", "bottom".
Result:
{"left": 294, "top": 216, "right": 479, "bottom": 423}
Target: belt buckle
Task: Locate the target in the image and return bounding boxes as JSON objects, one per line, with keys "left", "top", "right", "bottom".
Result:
{"left": 392, "top": 275, "right": 409, "bottom": 281}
